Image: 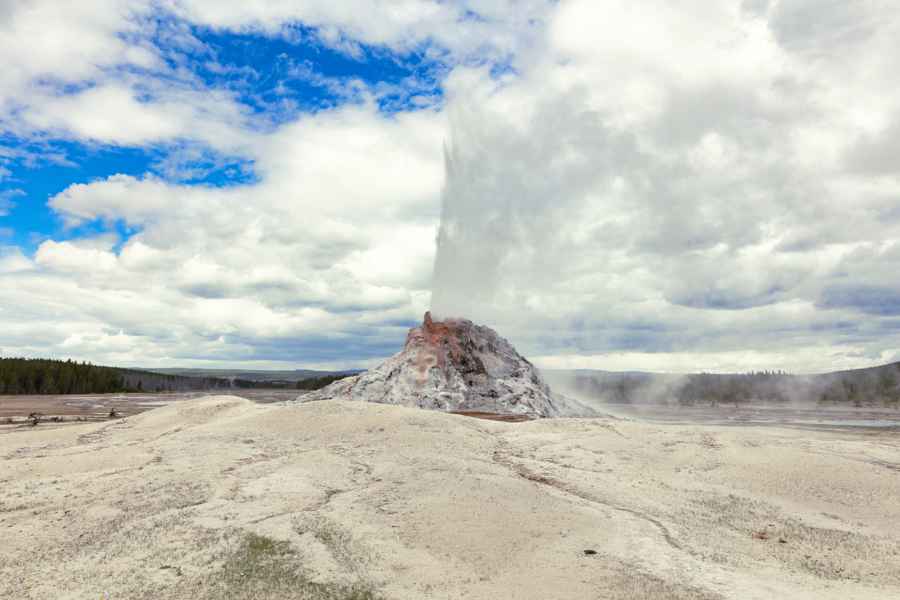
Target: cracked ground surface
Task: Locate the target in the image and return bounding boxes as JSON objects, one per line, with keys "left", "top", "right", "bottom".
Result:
{"left": 1, "top": 396, "right": 899, "bottom": 599}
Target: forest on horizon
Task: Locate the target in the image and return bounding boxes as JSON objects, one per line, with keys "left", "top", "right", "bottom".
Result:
{"left": 0, "top": 357, "right": 349, "bottom": 395}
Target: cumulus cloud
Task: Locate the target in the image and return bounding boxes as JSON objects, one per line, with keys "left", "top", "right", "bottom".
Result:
{"left": 22, "top": 83, "right": 252, "bottom": 149}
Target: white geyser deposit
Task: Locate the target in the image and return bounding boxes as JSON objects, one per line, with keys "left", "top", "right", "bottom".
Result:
{"left": 302, "top": 312, "right": 590, "bottom": 417}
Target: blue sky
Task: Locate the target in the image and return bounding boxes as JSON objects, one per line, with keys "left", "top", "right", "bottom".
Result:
{"left": 2, "top": 1, "right": 900, "bottom": 374}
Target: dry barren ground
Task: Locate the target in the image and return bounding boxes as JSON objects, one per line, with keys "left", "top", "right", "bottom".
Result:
{"left": 1, "top": 396, "right": 898, "bottom": 599}
{"left": 0, "top": 390, "right": 301, "bottom": 429}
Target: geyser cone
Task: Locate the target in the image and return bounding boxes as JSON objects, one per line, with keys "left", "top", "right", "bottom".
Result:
{"left": 302, "top": 312, "right": 563, "bottom": 417}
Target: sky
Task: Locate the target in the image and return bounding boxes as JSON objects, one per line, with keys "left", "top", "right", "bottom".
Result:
{"left": 1, "top": 0, "right": 900, "bottom": 374}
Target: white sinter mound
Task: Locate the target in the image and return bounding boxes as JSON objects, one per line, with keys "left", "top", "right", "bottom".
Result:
{"left": 302, "top": 312, "right": 585, "bottom": 417}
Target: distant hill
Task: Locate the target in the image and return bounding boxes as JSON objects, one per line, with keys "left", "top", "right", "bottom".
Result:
{"left": 149, "top": 368, "right": 362, "bottom": 383}
{"left": 544, "top": 361, "right": 900, "bottom": 407}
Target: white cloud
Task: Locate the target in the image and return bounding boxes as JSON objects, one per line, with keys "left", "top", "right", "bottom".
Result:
{"left": 50, "top": 174, "right": 209, "bottom": 226}
{"left": 35, "top": 240, "right": 119, "bottom": 273}
{"left": 22, "top": 83, "right": 251, "bottom": 149}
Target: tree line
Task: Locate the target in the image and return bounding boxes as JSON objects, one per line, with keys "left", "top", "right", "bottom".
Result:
{"left": 0, "top": 358, "right": 130, "bottom": 394}
{"left": 0, "top": 357, "right": 352, "bottom": 395}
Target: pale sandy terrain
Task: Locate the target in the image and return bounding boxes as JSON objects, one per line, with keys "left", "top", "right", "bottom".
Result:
{"left": 1, "top": 396, "right": 899, "bottom": 599}
{"left": 0, "top": 390, "right": 301, "bottom": 428}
